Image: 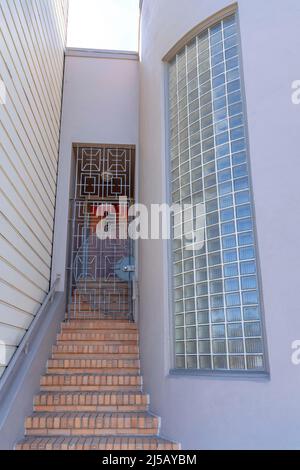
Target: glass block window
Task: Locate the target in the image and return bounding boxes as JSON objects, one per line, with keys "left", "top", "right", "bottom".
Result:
{"left": 168, "top": 14, "right": 265, "bottom": 372}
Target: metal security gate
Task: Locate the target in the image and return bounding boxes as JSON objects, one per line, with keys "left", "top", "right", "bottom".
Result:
{"left": 67, "top": 145, "right": 135, "bottom": 321}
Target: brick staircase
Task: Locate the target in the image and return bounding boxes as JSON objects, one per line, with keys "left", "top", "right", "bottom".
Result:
{"left": 16, "top": 319, "right": 180, "bottom": 450}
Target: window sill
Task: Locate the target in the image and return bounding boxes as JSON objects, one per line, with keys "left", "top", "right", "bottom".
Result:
{"left": 169, "top": 368, "right": 270, "bottom": 380}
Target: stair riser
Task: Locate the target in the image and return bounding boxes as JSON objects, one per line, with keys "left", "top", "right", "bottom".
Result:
{"left": 40, "top": 386, "right": 142, "bottom": 392}
{"left": 34, "top": 405, "right": 148, "bottom": 412}
{"left": 58, "top": 334, "right": 138, "bottom": 342}
{"left": 48, "top": 359, "right": 140, "bottom": 369}
{"left": 47, "top": 368, "right": 140, "bottom": 374}
{"left": 53, "top": 346, "right": 139, "bottom": 354}
{"left": 51, "top": 354, "right": 139, "bottom": 360}
{"left": 62, "top": 322, "right": 137, "bottom": 330}
{"left": 26, "top": 429, "right": 159, "bottom": 437}
{"left": 17, "top": 443, "right": 180, "bottom": 451}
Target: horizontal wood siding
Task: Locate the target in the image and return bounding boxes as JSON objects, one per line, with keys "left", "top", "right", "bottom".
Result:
{"left": 0, "top": 0, "right": 68, "bottom": 377}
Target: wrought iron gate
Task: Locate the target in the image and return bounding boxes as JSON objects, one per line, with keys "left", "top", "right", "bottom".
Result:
{"left": 67, "top": 145, "right": 135, "bottom": 321}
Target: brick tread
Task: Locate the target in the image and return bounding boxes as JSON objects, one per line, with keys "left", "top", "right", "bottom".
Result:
{"left": 16, "top": 436, "right": 180, "bottom": 450}
{"left": 34, "top": 392, "right": 149, "bottom": 412}
{"left": 25, "top": 412, "right": 159, "bottom": 436}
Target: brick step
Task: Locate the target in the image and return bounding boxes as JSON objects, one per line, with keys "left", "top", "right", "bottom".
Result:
{"left": 53, "top": 344, "right": 139, "bottom": 356}
{"left": 40, "top": 374, "right": 142, "bottom": 392}
{"left": 58, "top": 332, "right": 138, "bottom": 342}
{"left": 34, "top": 392, "right": 149, "bottom": 412}
{"left": 56, "top": 340, "right": 138, "bottom": 347}
{"left": 47, "top": 358, "right": 140, "bottom": 374}
{"left": 69, "top": 304, "right": 130, "bottom": 313}
{"left": 16, "top": 435, "right": 180, "bottom": 450}
{"left": 25, "top": 412, "right": 160, "bottom": 437}
{"left": 51, "top": 353, "right": 139, "bottom": 361}
{"left": 62, "top": 320, "right": 137, "bottom": 330}
{"left": 60, "top": 328, "right": 138, "bottom": 335}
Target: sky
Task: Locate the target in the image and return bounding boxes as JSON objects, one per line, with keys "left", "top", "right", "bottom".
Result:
{"left": 67, "top": 0, "right": 140, "bottom": 51}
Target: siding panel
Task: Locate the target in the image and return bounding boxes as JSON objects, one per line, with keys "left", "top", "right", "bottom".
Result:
{"left": 0, "top": 0, "right": 68, "bottom": 377}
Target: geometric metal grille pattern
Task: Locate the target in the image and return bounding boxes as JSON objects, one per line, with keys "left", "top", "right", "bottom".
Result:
{"left": 168, "top": 14, "right": 266, "bottom": 371}
{"left": 75, "top": 146, "right": 134, "bottom": 200}
{"left": 67, "top": 145, "right": 135, "bottom": 321}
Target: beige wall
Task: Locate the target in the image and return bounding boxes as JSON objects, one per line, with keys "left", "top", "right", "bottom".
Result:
{"left": 51, "top": 49, "right": 139, "bottom": 292}
{"left": 0, "top": 0, "right": 68, "bottom": 377}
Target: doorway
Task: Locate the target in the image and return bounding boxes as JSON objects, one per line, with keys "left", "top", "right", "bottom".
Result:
{"left": 67, "top": 144, "right": 136, "bottom": 321}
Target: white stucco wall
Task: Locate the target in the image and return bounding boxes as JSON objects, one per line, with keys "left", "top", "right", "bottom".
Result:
{"left": 139, "top": 0, "right": 300, "bottom": 449}
{"left": 51, "top": 50, "right": 139, "bottom": 290}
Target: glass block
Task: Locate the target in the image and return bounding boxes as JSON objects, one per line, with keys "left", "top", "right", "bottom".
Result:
{"left": 210, "top": 280, "right": 223, "bottom": 294}
{"left": 219, "top": 182, "right": 232, "bottom": 196}
{"left": 184, "top": 285, "right": 195, "bottom": 298}
{"left": 197, "top": 297, "right": 209, "bottom": 310}
{"left": 244, "top": 306, "right": 260, "bottom": 321}
{"left": 240, "top": 261, "right": 256, "bottom": 275}
{"left": 207, "top": 225, "right": 220, "bottom": 239}
{"left": 211, "top": 295, "right": 224, "bottom": 308}
{"left": 185, "top": 312, "right": 196, "bottom": 325}
{"left": 246, "top": 355, "right": 264, "bottom": 370}
{"left": 227, "top": 307, "right": 242, "bottom": 322}
{"left": 223, "top": 249, "right": 238, "bottom": 263}
{"left": 237, "top": 218, "right": 252, "bottom": 232}
{"left": 186, "top": 327, "right": 197, "bottom": 339}
{"left": 187, "top": 356, "right": 198, "bottom": 368}
{"left": 175, "top": 356, "right": 185, "bottom": 368}
{"left": 198, "top": 340, "right": 211, "bottom": 354}
{"left": 174, "top": 288, "right": 183, "bottom": 301}
{"left": 236, "top": 204, "right": 251, "bottom": 219}
{"left": 175, "top": 314, "right": 184, "bottom": 326}
{"left": 221, "top": 222, "right": 235, "bottom": 235}
{"left": 186, "top": 341, "right": 197, "bottom": 354}
{"left": 229, "top": 356, "right": 245, "bottom": 370}
{"left": 197, "top": 282, "right": 208, "bottom": 296}
{"left": 176, "top": 328, "right": 184, "bottom": 340}
{"left": 206, "top": 198, "right": 218, "bottom": 213}
{"left": 197, "top": 310, "right": 210, "bottom": 324}
{"left": 175, "top": 342, "right": 185, "bottom": 354}
{"left": 212, "top": 324, "right": 225, "bottom": 338}
{"left": 222, "top": 235, "right": 236, "bottom": 249}
{"left": 246, "top": 338, "right": 263, "bottom": 354}
{"left": 239, "top": 246, "right": 255, "bottom": 261}
{"left": 198, "top": 325, "right": 210, "bottom": 339}
{"left": 209, "top": 265, "right": 223, "bottom": 280}
{"left": 213, "top": 340, "right": 227, "bottom": 354}
{"left": 241, "top": 276, "right": 257, "bottom": 290}
{"left": 244, "top": 322, "right": 261, "bottom": 337}
{"left": 208, "top": 252, "right": 221, "bottom": 266}
{"left": 212, "top": 309, "right": 225, "bottom": 323}
{"left": 234, "top": 176, "right": 249, "bottom": 191}
{"left": 227, "top": 323, "right": 243, "bottom": 338}
{"left": 175, "top": 301, "right": 184, "bottom": 313}
{"left": 208, "top": 238, "right": 221, "bottom": 252}
{"left": 238, "top": 232, "right": 254, "bottom": 246}
{"left": 242, "top": 290, "right": 258, "bottom": 305}
{"left": 224, "top": 263, "right": 239, "bottom": 277}
{"left": 225, "top": 278, "right": 239, "bottom": 292}
{"left": 185, "top": 299, "right": 195, "bottom": 312}
{"left": 217, "top": 156, "right": 231, "bottom": 171}
{"left": 199, "top": 356, "right": 212, "bottom": 369}
{"left": 228, "top": 339, "right": 244, "bottom": 354}
{"left": 213, "top": 356, "right": 228, "bottom": 369}
{"left": 226, "top": 293, "right": 241, "bottom": 307}
{"left": 220, "top": 208, "right": 234, "bottom": 222}
{"left": 196, "top": 269, "right": 208, "bottom": 282}
{"left": 220, "top": 194, "right": 233, "bottom": 209}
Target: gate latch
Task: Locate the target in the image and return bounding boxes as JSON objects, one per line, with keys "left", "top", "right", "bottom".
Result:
{"left": 122, "top": 265, "right": 135, "bottom": 273}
